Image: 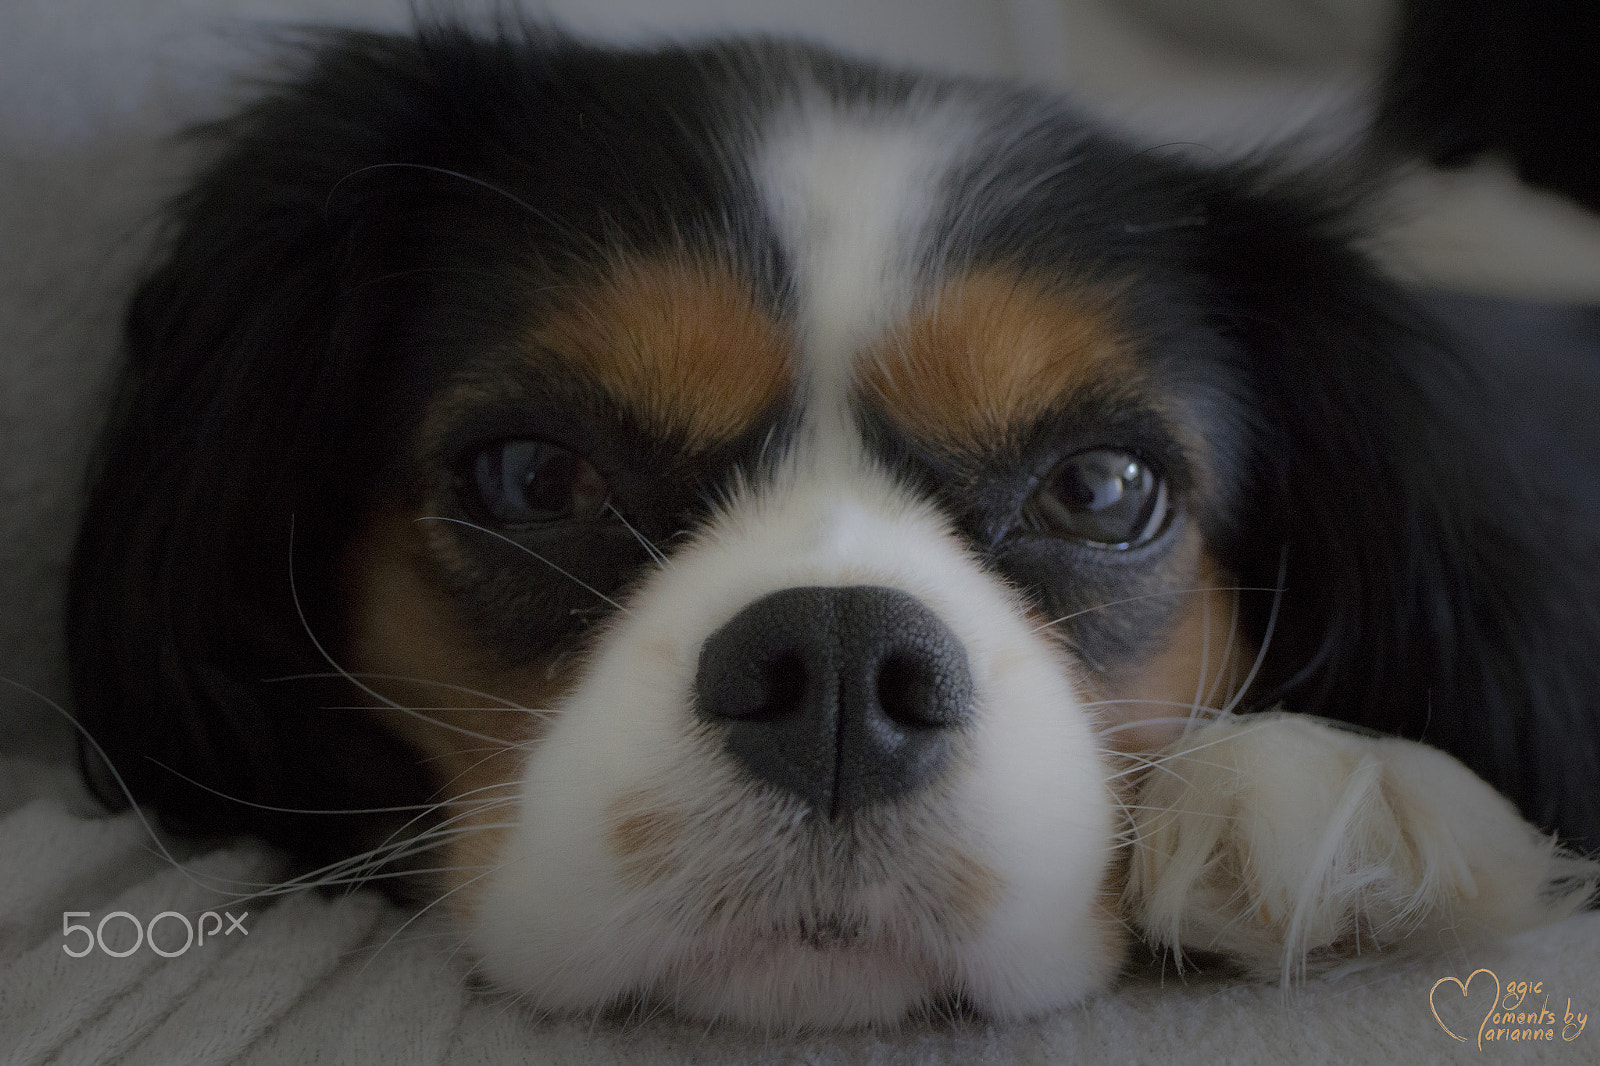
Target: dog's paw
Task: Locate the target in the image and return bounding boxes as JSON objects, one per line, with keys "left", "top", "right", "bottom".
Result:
{"left": 1122, "top": 712, "right": 1596, "bottom": 979}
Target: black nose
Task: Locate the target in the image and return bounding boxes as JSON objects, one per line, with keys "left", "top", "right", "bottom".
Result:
{"left": 693, "top": 585, "right": 973, "bottom": 820}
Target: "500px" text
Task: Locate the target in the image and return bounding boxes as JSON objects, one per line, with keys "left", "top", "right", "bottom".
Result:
{"left": 62, "top": 910, "right": 248, "bottom": 958}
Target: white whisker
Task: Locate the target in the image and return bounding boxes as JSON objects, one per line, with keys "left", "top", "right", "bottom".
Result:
{"left": 360, "top": 864, "right": 508, "bottom": 975}
{"left": 1205, "top": 585, "right": 1243, "bottom": 709}
{"left": 1220, "top": 548, "right": 1288, "bottom": 717}
{"left": 287, "top": 517, "right": 512, "bottom": 744}
{"left": 1191, "top": 580, "right": 1213, "bottom": 724}
{"left": 416, "top": 515, "right": 627, "bottom": 612}
{"left": 145, "top": 757, "right": 512, "bottom": 817}
{"left": 1028, "top": 585, "right": 1279, "bottom": 634}
{"left": 0, "top": 676, "right": 216, "bottom": 893}
{"left": 607, "top": 500, "right": 669, "bottom": 567}
{"left": 264, "top": 671, "right": 533, "bottom": 710}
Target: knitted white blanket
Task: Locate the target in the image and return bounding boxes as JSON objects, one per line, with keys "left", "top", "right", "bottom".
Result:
{"left": 4, "top": 2, "right": 1598, "bottom": 1062}
{"left": 3, "top": 756, "right": 1595, "bottom": 1065}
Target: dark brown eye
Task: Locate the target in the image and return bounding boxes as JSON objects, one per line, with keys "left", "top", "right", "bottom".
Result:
{"left": 465, "top": 440, "right": 607, "bottom": 526}
{"left": 1029, "top": 448, "right": 1169, "bottom": 548}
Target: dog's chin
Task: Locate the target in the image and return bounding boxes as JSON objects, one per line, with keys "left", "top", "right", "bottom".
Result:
{"left": 476, "top": 898, "right": 1023, "bottom": 1030}
{"left": 468, "top": 805, "right": 1121, "bottom": 1030}
{"left": 468, "top": 864, "right": 952, "bottom": 1028}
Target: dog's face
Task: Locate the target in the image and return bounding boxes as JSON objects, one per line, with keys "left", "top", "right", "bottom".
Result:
{"left": 70, "top": 26, "right": 1599, "bottom": 1032}
{"left": 322, "top": 46, "right": 1259, "bottom": 1026}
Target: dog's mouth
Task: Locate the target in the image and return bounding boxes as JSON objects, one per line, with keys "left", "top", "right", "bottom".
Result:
{"left": 605, "top": 808, "right": 1009, "bottom": 1022}
{"left": 688, "top": 917, "right": 904, "bottom": 969}
{"left": 704, "top": 892, "right": 905, "bottom": 957}
{"left": 767, "top": 911, "right": 870, "bottom": 949}
{"left": 635, "top": 811, "right": 999, "bottom": 946}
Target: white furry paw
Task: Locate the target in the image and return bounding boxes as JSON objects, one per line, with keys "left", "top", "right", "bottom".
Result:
{"left": 1122, "top": 712, "right": 1595, "bottom": 980}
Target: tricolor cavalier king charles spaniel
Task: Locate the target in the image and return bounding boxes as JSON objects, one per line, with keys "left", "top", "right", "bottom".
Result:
{"left": 69, "top": 21, "right": 1598, "bottom": 1029}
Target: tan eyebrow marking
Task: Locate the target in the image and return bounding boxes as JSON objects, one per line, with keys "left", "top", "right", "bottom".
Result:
{"left": 528, "top": 255, "right": 794, "bottom": 448}
{"left": 860, "top": 267, "right": 1137, "bottom": 450}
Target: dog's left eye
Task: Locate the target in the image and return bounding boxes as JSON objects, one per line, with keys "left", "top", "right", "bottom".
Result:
{"left": 1028, "top": 448, "right": 1170, "bottom": 548}
{"left": 463, "top": 439, "right": 608, "bottom": 526}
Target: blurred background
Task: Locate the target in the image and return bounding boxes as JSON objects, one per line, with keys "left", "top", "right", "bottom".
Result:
{"left": 3, "top": 0, "right": 1598, "bottom": 770}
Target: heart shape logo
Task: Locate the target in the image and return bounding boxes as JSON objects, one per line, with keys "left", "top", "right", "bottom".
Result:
{"left": 1431, "top": 968, "right": 1501, "bottom": 1049}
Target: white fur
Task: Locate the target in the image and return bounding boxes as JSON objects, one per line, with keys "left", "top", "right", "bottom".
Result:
{"left": 1124, "top": 712, "right": 1597, "bottom": 983}
{"left": 753, "top": 92, "right": 978, "bottom": 447}
{"left": 471, "top": 461, "right": 1119, "bottom": 1026}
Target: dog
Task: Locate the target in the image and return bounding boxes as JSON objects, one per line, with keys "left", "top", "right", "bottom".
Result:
{"left": 68, "top": 21, "right": 1599, "bottom": 1028}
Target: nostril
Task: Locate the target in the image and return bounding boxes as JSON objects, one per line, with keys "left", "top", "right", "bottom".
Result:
{"left": 699, "top": 645, "right": 812, "bottom": 723}
{"left": 875, "top": 652, "right": 947, "bottom": 728}
{"left": 751, "top": 650, "right": 808, "bottom": 722}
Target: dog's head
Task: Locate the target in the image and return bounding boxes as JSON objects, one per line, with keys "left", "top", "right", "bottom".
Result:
{"left": 68, "top": 24, "right": 1594, "bottom": 1027}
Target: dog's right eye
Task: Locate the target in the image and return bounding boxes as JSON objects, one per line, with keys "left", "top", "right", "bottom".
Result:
{"left": 461, "top": 439, "right": 608, "bottom": 527}
{"left": 1026, "top": 448, "right": 1170, "bottom": 549}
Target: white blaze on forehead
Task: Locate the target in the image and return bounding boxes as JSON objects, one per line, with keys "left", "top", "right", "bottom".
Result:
{"left": 753, "top": 95, "right": 977, "bottom": 446}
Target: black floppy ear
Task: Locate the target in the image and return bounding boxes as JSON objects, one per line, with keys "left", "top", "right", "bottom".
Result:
{"left": 67, "top": 32, "right": 438, "bottom": 864}
{"left": 1193, "top": 165, "right": 1600, "bottom": 849}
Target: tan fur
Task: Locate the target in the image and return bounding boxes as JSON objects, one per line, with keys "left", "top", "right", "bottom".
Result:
{"left": 860, "top": 268, "right": 1135, "bottom": 450}
{"left": 1096, "top": 548, "right": 1256, "bottom": 754}
{"left": 942, "top": 851, "right": 1006, "bottom": 934}
{"left": 341, "top": 506, "right": 580, "bottom": 912}
{"left": 530, "top": 255, "right": 793, "bottom": 449}
{"left": 605, "top": 787, "right": 689, "bottom": 890}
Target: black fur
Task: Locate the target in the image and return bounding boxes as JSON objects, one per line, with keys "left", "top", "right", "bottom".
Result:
{"left": 69, "top": 23, "right": 1600, "bottom": 876}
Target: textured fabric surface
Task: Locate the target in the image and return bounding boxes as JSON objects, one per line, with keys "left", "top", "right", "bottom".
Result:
{"left": 3, "top": 1, "right": 1599, "bottom": 1062}
{"left": 3, "top": 756, "right": 1596, "bottom": 1064}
